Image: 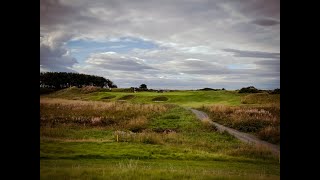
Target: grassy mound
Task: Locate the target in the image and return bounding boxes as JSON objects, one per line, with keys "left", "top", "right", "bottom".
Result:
{"left": 118, "top": 95, "right": 136, "bottom": 100}
{"left": 152, "top": 96, "right": 169, "bottom": 101}
{"left": 100, "top": 95, "right": 116, "bottom": 99}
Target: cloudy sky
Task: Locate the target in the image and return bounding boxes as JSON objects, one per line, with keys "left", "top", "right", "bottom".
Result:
{"left": 40, "top": 0, "right": 280, "bottom": 90}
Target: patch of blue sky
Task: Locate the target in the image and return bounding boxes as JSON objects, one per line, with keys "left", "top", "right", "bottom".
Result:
{"left": 66, "top": 37, "right": 159, "bottom": 62}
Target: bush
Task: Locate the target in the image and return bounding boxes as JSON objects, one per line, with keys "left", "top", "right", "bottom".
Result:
{"left": 40, "top": 88, "right": 56, "bottom": 95}
{"left": 238, "top": 86, "right": 260, "bottom": 93}
{"left": 198, "top": 88, "right": 221, "bottom": 91}
{"left": 270, "top": 88, "right": 280, "bottom": 94}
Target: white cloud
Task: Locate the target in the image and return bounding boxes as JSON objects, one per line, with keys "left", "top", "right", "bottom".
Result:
{"left": 40, "top": 0, "right": 280, "bottom": 89}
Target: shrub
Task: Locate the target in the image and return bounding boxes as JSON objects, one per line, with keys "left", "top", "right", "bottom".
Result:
{"left": 238, "top": 86, "right": 260, "bottom": 93}
{"left": 270, "top": 88, "right": 280, "bottom": 94}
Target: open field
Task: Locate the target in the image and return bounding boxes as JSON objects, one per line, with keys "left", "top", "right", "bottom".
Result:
{"left": 44, "top": 87, "right": 245, "bottom": 107}
{"left": 40, "top": 88, "right": 280, "bottom": 179}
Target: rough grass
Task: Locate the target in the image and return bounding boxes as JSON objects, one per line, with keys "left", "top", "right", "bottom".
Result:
{"left": 100, "top": 95, "right": 116, "bottom": 99}
{"left": 41, "top": 159, "right": 280, "bottom": 180}
{"left": 43, "top": 88, "right": 245, "bottom": 107}
{"left": 200, "top": 104, "right": 280, "bottom": 144}
{"left": 118, "top": 95, "right": 136, "bottom": 100}
{"left": 40, "top": 98, "right": 167, "bottom": 129}
{"left": 152, "top": 96, "right": 169, "bottom": 101}
{"left": 40, "top": 97, "right": 279, "bottom": 179}
{"left": 241, "top": 93, "right": 280, "bottom": 104}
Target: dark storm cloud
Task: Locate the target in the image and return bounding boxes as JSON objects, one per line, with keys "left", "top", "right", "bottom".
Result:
{"left": 252, "top": 18, "right": 279, "bottom": 26}
{"left": 223, "top": 49, "right": 280, "bottom": 59}
{"left": 255, "top": 59, "right": 280, "bottom": 73}
{"left": 40, "top": 43, "right": 78, "bottom": 72}
{"left": 40, "top": 32, "right": 78, "bottom": 72}
{"left": 40, "top": 0, "right": 280, "bottom": 89}
{"left": 40, "top": 0, "right": 101, "bottom": 26}
{"left": 231, "top": 0, "right": 280, "bottom": 19}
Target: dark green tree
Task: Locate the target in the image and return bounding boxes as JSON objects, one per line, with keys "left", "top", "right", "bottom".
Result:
{"left": 40, "top": 72, "right": 117, "bottom": 89}
{"left": 139, "top": 84, "right": 147, "bottom": 89}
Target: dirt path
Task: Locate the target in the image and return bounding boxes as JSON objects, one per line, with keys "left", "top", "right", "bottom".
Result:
{"left": 189, "top": 108, "right": 280, "bottom": 154}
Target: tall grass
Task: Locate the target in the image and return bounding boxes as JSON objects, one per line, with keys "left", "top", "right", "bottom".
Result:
{"left": 40, "top": 97, "right": 279, "bottom": 179}
{"left": 40, "top": 98, "right": 167, "bottom": 130}
{"left": 241, "top": 93, "right": 280, "bottom": 104}
{"left": 200, "top": 104, "right": 280, "bottom": 144}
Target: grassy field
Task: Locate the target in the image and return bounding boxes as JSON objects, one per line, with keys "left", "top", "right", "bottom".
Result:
{"left": 44, "top": 87, "right": 245, "bottom": 107}
{"left": 40, "top": 88, "right": 280, "bottom": 179}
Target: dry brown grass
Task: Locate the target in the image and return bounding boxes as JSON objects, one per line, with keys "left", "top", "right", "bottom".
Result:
{"left": 241, "top": 93, "right": 280, "bottom": 104}
{"left": 40, "top": 98, "right": 167, "bottom": 128}
{"left": 41, "top": 98, "right": 167, "bottom": 112}
{"left": 124, "top": 116, "right": 148, "bottom": 132}
{"left": 81, "top": 86, "right": 101, "bottom": 93}
{"left": 201, "top": 117, "right": 218, "bottom": 132}
{"left": 258, "top": 126, "right": 280, "bottom": 144}
{"left": 201, "top": 104, "right": 280, "bottom": 144}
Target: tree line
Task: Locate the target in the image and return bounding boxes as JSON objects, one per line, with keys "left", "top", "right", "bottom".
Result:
{"left": 40, "top": 72, "right": 117, "bottom": 89}
{"left": 238, "top": 86, "right": 280, "bottom": 94}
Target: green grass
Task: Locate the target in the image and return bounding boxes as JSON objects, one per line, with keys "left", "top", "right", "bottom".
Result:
{"left": 118, "top": 95, "right": 136, "bottom": 100}
{"left": 44, "top": 87, "right": 245, "bottom": 107}
{"left": 100, "top": 95, "right": 116, "bottom": 100}
{"left": 150, "top": 106, "right": 202, "bottom": 132}
{"left": 152, "top": 96, "right": 169, "bottom": 101}
{"left": 40, "top": 91, "right": 280, "bottom": 179}
{"left": 40, "top": 138, "right": 279, "bottom": 179}
{"left": 41, "top": 159, "right": 279, "bottom": 180}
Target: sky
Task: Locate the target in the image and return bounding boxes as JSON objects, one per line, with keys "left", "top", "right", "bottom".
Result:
{"left": 40, "top": 0, "right": 280, "bottom": 90}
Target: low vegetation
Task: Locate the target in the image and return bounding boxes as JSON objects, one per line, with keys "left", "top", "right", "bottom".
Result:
{"left": 41, "top": 97, "right": 279, "bottom": 179}
{"left": 100, "top": 95, "right": 116, "bottom": 99}
{"left": 40, "top": 98, "right": 167, "bottom": 129}
{"left": 152, "top": 96, "right": 169, "bottom": 101}
{"left": 40, "top": 72, "right": 117, "bottom": 89}
{"left": 197, "top": 88, "right": 224, "bottom": 91}
{"left": 238, "top": 86, "right": 261, "bottom": 93}
{"left": 241, "top": 93, "right": 280, "bottom": 104}
{"left": 118, "top": 95, "right": 136, "bottom": 100}
{"left": 200, "top": 93, "right": 280, "bottom": 144}
{"left": 43, "top": 87, "right": 245, "bottom": 107}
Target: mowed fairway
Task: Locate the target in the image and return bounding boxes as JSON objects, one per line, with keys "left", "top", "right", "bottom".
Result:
{"left": 40, "top": 88, "right": 280, "bottom": 179}
{"left": 46, "top": 87, "right": 245, "bottom": 107}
